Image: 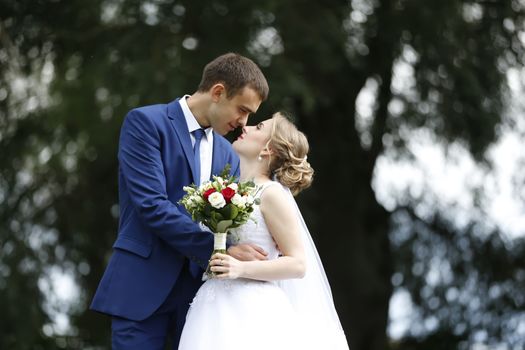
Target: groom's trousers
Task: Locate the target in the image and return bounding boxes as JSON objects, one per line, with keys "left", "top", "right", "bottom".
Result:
{"left": 111, "top": 261, "right": 202, "bottom": 350}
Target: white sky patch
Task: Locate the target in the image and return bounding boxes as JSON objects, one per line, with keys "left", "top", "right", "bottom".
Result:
{"left": 374, "top": 117, "right": 525, "bottom": 240}
{"left": 355, "top": 77, "right": 379, "bottom": 148}
{"left": 485, "top": 132, "right": 525, "bottom": 238}
{"left": 248, "top": 26, "right": 284, "bottom": 67}
{"left": 39, "top": 266, "right": 80, "bottom": 335}
{"left": 388, "top": 288, "right": 414, "bottom": 338}
{"left": 373, "top": 133, "right": 490, "bottom": 234}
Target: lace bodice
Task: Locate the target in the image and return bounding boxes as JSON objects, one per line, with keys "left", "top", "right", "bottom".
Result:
{"left": 228, "top": 181, "right": 281, "bottom": 260}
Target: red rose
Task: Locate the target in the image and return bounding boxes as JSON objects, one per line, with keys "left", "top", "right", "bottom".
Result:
{"left": 203, "top": 188, "right": 216, "bottom": 201}
{"left": 221, "top": 187, "right": 236, "bottom": 203}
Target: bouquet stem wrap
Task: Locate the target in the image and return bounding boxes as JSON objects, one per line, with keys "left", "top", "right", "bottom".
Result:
{"left": 205, "top": 232, "right": 228, "bottom": 278}
{"left": 213, "top": 232, "right": 227, "bottom": 251}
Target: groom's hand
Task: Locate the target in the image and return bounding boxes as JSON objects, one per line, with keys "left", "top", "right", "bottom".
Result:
{"left": 227, "top": 244, "right": 268, "bottom": 261}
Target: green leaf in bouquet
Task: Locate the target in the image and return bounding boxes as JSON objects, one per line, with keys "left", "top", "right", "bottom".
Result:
{"left": 216, "top": 219, "right": 233, "bottom": 233}
{"left": 194, "top": 211, "right": 204, "bottom": 221}
{"left": 244, "top": 180, "right": 256, "bottom": 187}
{"left": 218, "top": 203, "right": 239, "bottom": 220}
{"left": 218, "top": 164, "right": 232, "bottom": 179}
{"left": 210, "top": 211, "right": 225, "bottom": 222}
{"left": 204, "top": 203, "right": 213, "bottom": 216}
{"left": 208, "top": 216, "right": 217, "bottom": 232}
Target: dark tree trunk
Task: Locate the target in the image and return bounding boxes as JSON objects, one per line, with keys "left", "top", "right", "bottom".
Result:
{"left": 303, "top": 110, "right": 392, "bottom": 350}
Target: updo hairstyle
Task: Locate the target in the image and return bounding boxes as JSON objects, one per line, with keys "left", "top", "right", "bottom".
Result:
{"left": 267, "top": 112, "right": 314, "bottom": 195}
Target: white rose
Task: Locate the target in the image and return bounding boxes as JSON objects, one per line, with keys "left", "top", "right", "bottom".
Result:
{"left": 231, "top": 193, "right": 246, "bottom": 208}
{"left": 208, "top": 192, "right": 226, "bottom": 209}
{"left": 245, "top": 195, "right": 254, "bottom": 205}
{"left": 227, "top": 183, "right": 238, "bottom": 191}
{"left": 183, "top": 186, "right": 194, "bottom": 193}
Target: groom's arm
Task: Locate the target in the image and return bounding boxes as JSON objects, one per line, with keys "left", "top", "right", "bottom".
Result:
{"left": 118, "top": 109, "right": 212, "bottom": 268}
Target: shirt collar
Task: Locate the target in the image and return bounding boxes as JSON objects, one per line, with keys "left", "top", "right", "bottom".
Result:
{"left": 179, "top": 95, "right": 213, "bottom": 137}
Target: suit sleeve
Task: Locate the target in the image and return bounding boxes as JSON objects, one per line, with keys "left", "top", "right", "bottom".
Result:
{"left": 118, "top": 109, "right": 212, "bottom": 268}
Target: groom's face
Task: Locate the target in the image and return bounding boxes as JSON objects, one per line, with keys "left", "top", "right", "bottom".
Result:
{"left": 208, "top": 86, "right": 262, "bottom": 135}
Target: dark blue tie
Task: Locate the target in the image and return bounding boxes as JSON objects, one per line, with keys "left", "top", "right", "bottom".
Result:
{"left": 193, "top": 128, "right": 205, "bottom": 186}
{"left": 190, "top": 128, "right": 206, "bottom": 279}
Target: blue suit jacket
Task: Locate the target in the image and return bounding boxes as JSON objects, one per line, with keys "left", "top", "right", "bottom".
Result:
{"left": 90, "top": 99, "right": 240, "bottom": 321}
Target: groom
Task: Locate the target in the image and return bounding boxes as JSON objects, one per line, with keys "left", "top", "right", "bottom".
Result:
{"left": 90, "top": 53, "right": 269, "bottom": 349}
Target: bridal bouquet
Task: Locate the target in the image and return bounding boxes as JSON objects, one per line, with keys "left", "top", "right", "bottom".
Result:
{"left": 179, "top": 165, "right": 261, "bottom": 277}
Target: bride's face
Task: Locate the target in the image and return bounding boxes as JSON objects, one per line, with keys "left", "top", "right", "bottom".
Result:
{"left": 233, "top": 118, "right": 273, "bottom": 158}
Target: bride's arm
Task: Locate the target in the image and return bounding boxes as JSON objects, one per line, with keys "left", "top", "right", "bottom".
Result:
{"left": 210, "top": 185, "right": 306, "bottom": 281}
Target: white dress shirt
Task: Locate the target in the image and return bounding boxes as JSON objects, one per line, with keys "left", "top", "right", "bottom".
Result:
{"left": 179, "top": 95, "right": 214, "bottom": 185}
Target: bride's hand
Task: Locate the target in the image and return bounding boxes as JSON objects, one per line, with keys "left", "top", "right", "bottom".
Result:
{"left": 209, "top": 253, "right": 244, "bottom": 279}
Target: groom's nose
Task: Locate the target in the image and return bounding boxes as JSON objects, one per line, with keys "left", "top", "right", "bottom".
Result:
{"left": 237, "top": 115, "right": 248, "bottom": 127}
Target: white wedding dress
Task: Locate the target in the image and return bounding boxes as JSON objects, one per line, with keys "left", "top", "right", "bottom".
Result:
{"left": 178, "top": 182, "right": 349, "bottom": 350}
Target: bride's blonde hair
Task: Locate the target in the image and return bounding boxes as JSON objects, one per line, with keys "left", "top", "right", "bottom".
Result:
{"left": 266, "top": 112, "right": 314, "bottom": 195}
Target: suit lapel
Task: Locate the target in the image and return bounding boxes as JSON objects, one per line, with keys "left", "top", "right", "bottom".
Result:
{"left": 210, "top": 132, "right": 224, "bottom": 179}
{"left": 167, "top": 99, "right": 197, "bottom": 183}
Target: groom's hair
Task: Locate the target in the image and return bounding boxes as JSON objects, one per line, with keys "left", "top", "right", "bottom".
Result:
{"left": 197, "top": 53, "right": 269, "bottom": 101}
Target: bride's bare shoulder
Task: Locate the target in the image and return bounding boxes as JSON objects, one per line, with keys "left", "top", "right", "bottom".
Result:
{"left": 260, "top": 183, "right": 292, "bottom": 214}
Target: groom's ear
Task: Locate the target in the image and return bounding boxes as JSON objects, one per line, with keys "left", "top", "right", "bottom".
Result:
{"left": 210, "top": 84, "right": 226, "bottom": 102}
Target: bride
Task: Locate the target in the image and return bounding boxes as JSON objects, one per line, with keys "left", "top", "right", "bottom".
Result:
{"left": 178, "top": 112, "right": 349, "bottom": 350}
